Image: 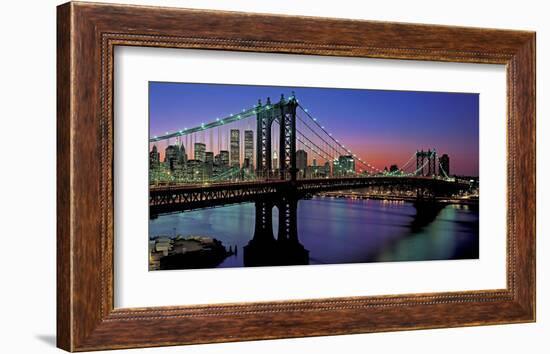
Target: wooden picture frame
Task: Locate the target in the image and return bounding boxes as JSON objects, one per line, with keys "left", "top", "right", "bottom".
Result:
{"left": 57, "top": 1, "right": 536, "bottom": 351}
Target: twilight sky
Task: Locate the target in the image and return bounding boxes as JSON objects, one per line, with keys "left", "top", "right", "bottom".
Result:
{"left": 150, "top": 82, "right": 479, "bottom": 176}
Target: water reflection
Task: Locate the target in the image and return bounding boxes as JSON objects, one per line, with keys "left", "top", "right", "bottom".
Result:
{"left": 243, "top": 200, "right": 309, "bottom": 267}
{"left": 149, "top": 197, "right": 479, "bottom": 270}
{"left": 410, "top": 201, "right": 446, "bottom": 231}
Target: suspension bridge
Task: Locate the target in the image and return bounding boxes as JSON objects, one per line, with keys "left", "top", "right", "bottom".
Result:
{"left": 149, "top": 93, "right": 472, "bottom": 214}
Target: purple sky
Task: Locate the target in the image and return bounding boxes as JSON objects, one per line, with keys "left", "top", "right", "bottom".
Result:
{"left": 150, "top": 82, "right": 479, "bottom": 176}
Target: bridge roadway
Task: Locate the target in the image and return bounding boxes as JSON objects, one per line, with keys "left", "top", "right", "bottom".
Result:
{"left": 149, "top": 176, "right": 471, "bottom": 215}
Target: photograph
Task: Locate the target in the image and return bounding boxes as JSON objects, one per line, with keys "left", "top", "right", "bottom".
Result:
{"left": 148, "top": 83, "right": 480, "bottom": 271}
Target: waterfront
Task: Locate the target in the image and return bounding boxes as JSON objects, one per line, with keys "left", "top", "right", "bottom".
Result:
{"left": 149, "top": 196, "right": 479, "bottom": 269}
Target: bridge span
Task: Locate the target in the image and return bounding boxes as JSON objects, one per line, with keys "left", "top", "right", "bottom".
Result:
{"left": 149, "top": 176, "right": 471, "bottom": 215}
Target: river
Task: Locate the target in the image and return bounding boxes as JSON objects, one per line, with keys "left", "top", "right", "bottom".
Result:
{"left": 149, "top": 196, "right": 479, "bottom": 269}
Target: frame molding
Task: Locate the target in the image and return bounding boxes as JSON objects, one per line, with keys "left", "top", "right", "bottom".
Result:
{"left": 57, "top": 2, "right": 535, "bottom": 351}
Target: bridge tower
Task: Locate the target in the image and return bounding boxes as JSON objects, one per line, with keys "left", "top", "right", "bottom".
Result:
{"left": 416, "top": 149, "right": 437, "bottom": 176}
{"left": 243, "top": 200, "right": 276, "bottom": 267}
{"left": 256, "top": 93, "right": 298, "bottom": 181}
{"left": 276, "top": 196, "right": 299, "bottom": 243}
{"left": 416, "top": 150, "right": 424, "bottom": 176}
{"left": 256, "top": 98, "right": 274, "bottom": 179}
{"left": 252, "top": 200, "right": 275, "bottom": 242}
{"left": 278, "top": 93, "right": 298, "bottom": 181}
{"left": 428, "top": 149, "right": 437, "bottom": 176}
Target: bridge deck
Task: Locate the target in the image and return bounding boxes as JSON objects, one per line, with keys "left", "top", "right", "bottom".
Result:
{"left": 149, "top": 176, "right": 471, "bottom": 214}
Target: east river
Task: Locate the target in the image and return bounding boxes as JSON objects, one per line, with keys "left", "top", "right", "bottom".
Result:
{"left": 149, "top": 196, "right": 479, "bottom": 268}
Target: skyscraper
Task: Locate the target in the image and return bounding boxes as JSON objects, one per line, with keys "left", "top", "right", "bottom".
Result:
{"left": 230, "top": 129, "right": 240, "bottom": 167}
{"left": 332, "top": 159, "right": 340, "bottom": 176}
{"left": 324, "top": 161, "right": 331, "bottom": 177}
{"left": 164, "top": 145, "right": 179, "bottom": 171}
{"left": 178, "top": 144, "right": 187, "bottom": 166}
{"left": 149, "top": 145, "right": 160, "bottom": 169}
{"left": 205, "top": 151, "right": 214, "bottom": 164}
{"left": 296, "top": 149, "right": 308, "bottom": 178}
{"left": 194, "top": 142, "right": 206, "bottom": 162}
{"left": 204, "top": 151, "right": 214, "bottom": 179}
{"left": 244, "top": 130, "right": 254, "bottom": 169}
{"left": 272, "top": 151, "right": 278, "bottom": 173}
{"left": 439, "top": 154, "right": 450, "bottom": 177}
{"left": 338, "top": 155, "right": 355, "bottom": 176}
{"left": 219, "top": 150, "right": 229, "bottom": 167}
{"left": 311, "top": 159, "right": 318, "bottom": 177}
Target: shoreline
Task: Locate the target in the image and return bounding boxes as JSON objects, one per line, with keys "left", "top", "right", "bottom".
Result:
{"left": 314, "top": 192, "right": 478, "bottom": 206}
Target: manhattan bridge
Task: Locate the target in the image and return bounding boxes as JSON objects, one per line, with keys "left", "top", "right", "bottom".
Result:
{"left": 149, "top": 93, "right": 474, "bottom": 266}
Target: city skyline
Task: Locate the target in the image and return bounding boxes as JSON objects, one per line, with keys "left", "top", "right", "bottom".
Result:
{"left": 150, "top": 82, "right": 479, "bottom": 176}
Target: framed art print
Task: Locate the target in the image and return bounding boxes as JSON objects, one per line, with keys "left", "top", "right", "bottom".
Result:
{"left": 57, "top": 2, "right": 536, "bottom": 351}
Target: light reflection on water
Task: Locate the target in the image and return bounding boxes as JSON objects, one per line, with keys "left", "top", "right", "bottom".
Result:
{"left": 149, "top": 197, "right": 479, "bottom": 268}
